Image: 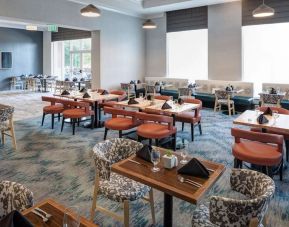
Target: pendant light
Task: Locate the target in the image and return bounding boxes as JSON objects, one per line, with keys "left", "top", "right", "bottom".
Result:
{"left": 80, "top": 4, "right": 101, "bottom": 17}
{"left": 252, "top": 0, "right": 275, "bottom": 18}
{"left": 143, "top": 19, "right": 157, "bottom": 29}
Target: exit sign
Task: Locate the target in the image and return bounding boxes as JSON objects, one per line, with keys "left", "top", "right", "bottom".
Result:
{"left": 48, "top": 24, "right": 58, "bottom": 32}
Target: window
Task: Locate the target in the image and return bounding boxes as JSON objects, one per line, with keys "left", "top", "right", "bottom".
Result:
{"left": 167, "top": 29, "right": 208, "bottom": 81}
{"left": 243, "top": 23, "right": 289, "bottom": 97}
{"left": 52, "top": 38, "right": 91, "bottom": 80}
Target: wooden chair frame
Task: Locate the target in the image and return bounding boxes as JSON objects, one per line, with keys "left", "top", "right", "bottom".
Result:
{"left": 90, "top": 165, "right": 155, "bottom": 227}
{"left": 1, "top": 115, "right": 17, "bottom": 150}
{"left": 214, "top": 92, "right": 235, "bottom": 116}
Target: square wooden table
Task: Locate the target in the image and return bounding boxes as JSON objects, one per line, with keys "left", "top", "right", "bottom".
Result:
{"left": 22, "top": 198, "right": 98, "bottom": 227}
{"left": 114, "top": 98, "right": 165, "bottom": 110}
{"left": 111, "top": 148, "right": 225, "bottom": 227}
{"left": 54, "top": 92, "right": 120, "bottom": 127}
{"left": 233, "top": 110, "right": 289, "bottom": 134}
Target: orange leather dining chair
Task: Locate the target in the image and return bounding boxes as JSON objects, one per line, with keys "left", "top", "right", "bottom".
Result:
{"left": 154, "top": 95, "right": 171, "bottom": 101}
{"left": 175, "top": 98, "right": 202, "bottom": 141}
{"left": 60, "top": 100, "right": 95, "bottom": 135}
{"left": 136, "top": 112, "right": 177, "bottom": 150}
{"left": 251, "top": 106, "right": 289, "bottom": 162}
{"left": 42, "top": 96, "right": 64, "bottom": 129}
{"left": 231, "top": 128, "right": 283, "bottom": 180}
{"left": 99, "top": 90, "right": 127, "bottom": 109}
{"left": 103, "top": 107, "right": 140, "bottom": 140}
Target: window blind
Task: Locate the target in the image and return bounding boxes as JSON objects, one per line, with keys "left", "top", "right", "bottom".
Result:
{"left": 243, "top": 0, "right": 289, "bottom": 26}
{"left": 167, "top": 6, "right": 208, "bottom": 32}
{"left": 51, "top": 27, "right": 91, "bottom": 42}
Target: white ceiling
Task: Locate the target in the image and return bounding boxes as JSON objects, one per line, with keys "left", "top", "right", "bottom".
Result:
{"left": 67, "top": 0, "right": 240, "bottom": 18}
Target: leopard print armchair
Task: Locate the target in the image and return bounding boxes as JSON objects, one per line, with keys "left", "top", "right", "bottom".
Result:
{"left": 192, "top": 169, "right": 275, "bottom": 227}
{"left": 0, "top": 181, "right": 34, "bottom": 220}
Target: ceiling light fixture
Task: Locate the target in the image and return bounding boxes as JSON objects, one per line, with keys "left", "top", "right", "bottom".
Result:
{"left": 252, "top": 0, "right": 275, "bottom": 18}
{"left": 26, "top": 25, "right": 38, "bottom": 31}
{"left": 80, "top": 4, "right": 101, "bottom": 17}
{"left": 142, "top": 19, "right": 157, "bottom": 29}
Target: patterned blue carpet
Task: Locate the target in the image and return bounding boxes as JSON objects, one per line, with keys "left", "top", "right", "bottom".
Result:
{"left": 0, "top": 96, "right": 288, "bottom": 226}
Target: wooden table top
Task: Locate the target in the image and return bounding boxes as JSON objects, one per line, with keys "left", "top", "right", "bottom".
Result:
{"left": 111, "top": 149, "right": 225, "bottom": 204}
{"left": 115, "top": 98, "right": 165, "bottom": 110}
{"left": 54, "top": 92, "right": 119, "bottom": 102}
{"left": 145, "top": 102, "right": 199, "bottom": 115}
{"left": 233, "top": 110, "right": 289, "bottom": 134}
{"left": 22, "top": 198, "right": 98, "bottom": 227}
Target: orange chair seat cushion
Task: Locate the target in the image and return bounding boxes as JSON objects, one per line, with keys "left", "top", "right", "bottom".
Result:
{"left": 63, "top": 108, "right": 94, "bottom": 119}
{"left": 105, "top": 117, "right": 139, "bottom": 130}
{"left": 137, "top": 123, "right": 177, "bottom": 139}
{"left": 175, "top": 112, "right": 201, "bottom": 124}
{"left": 43, "top": 104, "right": 64, "bottom": 114}
{"left": 251, "top": 127, "right": 289, "bottom": 140}
{"left": 232, "top": 141, "right": 282, "bottom": 166}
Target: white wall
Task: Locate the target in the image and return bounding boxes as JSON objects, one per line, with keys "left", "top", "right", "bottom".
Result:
{"left": 145, "top": 1, "right": 242, "bottom": 81}
{"left": 208, "top": 1, "right": 242, "bottom": 81}
{"left": 0, "top": 0, "right": 145, "bottom": 89}
{"left": 145, "top": 16, "right": 167, "bottom": 77}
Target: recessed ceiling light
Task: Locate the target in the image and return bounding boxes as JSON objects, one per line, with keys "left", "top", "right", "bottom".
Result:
{"left": 26, "top": 25, "right": 38, "bottom": 31}
{"left": 80, "top": 4, "right": 101, "bottom": 17}
{"left": 253, "top": 0, "right": 275, "bottom": 18}
{"left": 143, "top": 19, "right": 157, "bottom": 29}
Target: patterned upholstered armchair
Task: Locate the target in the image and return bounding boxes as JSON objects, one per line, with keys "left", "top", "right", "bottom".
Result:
{"left": 0, "top": 181, "right": 34, "bottom": 220}
{"left": 90, "top": 138, "right": 155, "bottom": 227}
{"left": 178, "top": 87, "right": 193, "bottom": 99}
{"left": 192, "top": 169, "right": 275, "bottom": 227}
{"left": 214, "top": 90, "right": 235, "bottom": 116}
{"left": 260, "top": 93, "right": 284, "bottom": 107}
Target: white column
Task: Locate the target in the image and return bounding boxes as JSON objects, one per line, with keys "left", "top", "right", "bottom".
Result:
{"left": 43, "top": 31, "right": 52, "bottom": 75}
{"left": 91, "top": 30, "right": 101, "bottom": 89}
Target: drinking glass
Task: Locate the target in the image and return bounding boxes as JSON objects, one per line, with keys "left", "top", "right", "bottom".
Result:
{"left": 151, "top": 150, "right": 160, "bottom": 172}
{"left": 63, "top": 206, "right": 80, "bottom": 227}
{"left": 180, "top": 149, "right": 188, "bottom": 164}
{"left": 255, "top": 105, "right": 260, "bottom": 116}
{"left": 273, "top": 110, "right": 279, "bottom": 124}
{"left": 139, "top": 93, "right": 143, "bottom": 100}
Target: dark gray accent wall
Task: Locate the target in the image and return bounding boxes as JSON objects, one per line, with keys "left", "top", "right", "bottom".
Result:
{"left": 0, "top": 27, "right": 43, "bottom": 90}
{"left": 52, "top": 27, "right": 91, "bottom": 42}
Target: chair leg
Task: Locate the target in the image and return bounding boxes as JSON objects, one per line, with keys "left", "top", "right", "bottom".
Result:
{"left": 104, "top": 128, "right": 108, "bottom": 140}
{"left": 61, "top": 117, "right": 65, "bottom": 132}
{"left": 123, "top": 200, "right": 129, "bottom": 227}
{"left": 172, "top": 134, "right": 176, "bottom": 151}
{"left": 191, "top": 123, "right": 194, "bottom": 141}
{"left": 285, "top": 140, "right": 289, "bottom": 162}
{"left": 72, "top": 119, "right": 76, "bottom": 135}
{"left": 234, "top": 158, "right": 242, "bottom": 168}
{"left": 137, "top": 136, "right": 142, "bottom": 142}
{"left": 119, "top": 130, "right": 122, "bottom": 138}
{"left": 77, "top": 118, "right": 80, "bottom": 127}
{"left": 280, "top": 160, "right": 283, "bottom": 181}
{"left": 228, "top": 105, "right": 231, "bottom": 116}
{"left": 198, "top": 122, "right": 202, "bottom": 135}
{"left": 149, "top": 189, "right": 156, "bottom": 225}
{"left": 51, "top": 114, "right": 54, "bottom": 129}
{"left": 181, "top": 122, "right": 184, "bottom": 131}
{"left": 90, "top": 172, "right": 99, "bottom": 221}
{"left": 155, "top": 139, "right": 159, "bottom": 146}
{"left": 41, "top": 113, "right": 45, "bottom": 126}
{"left": 58, "top": 113, "right": 60, "bottom": 122}
{"left": 1, "top": 131, "right": 4, "bottom": 145}
{"left": 9, "top": 119, "right": 17, "bottom": 150}
{"left": 149, "top": 139, "right": 152, "bottom": 146}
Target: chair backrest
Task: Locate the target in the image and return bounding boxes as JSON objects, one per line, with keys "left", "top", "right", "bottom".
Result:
{"left": 258, "top": 106, "right": 289, "bottom": 115}
{"left": 154, "top": 95, "right": 171, "bottom": 101}
{"left": 146, "top": 85, "right": 156, "bottom": 95}
{"left": 215, "top": 90, "right": 229, "bottom": 100}
{"left": 58, "top": 99, "right": 90, "bottom": 114}
{"left": 104, "top": 107, "right": 136, "bottom": 118}
{"left": 42, "top": 96, "right": 62, "bottom": 105}
{"left": 231, "top": 128, "right": 283, "bottom": 153}
{"left": 182, "top": 98, "right": 202, "bottom": 117}
{"left": 0, "top": 181, "right": 34, "bottom": 219}
{"left": 260, "top": 93, "right": 283, "bottom": 106}
{"left": 135, "top": 112, "right": 173, "bottom": 129}
{"left": 209, "top": 169, "right": 275, "bottom": 227}
{"left": 92, "top": 138, "right": 144, "bottom": 180}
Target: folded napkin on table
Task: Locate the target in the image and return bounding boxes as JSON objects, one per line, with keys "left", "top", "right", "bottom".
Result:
{"left": 83, "top": 92, "right": 91, "bottom": 98}
{"left": 147, "top": 95, "right": 152, "bottom": 101}
{"left": 178, "top": 98, "right": 184, "bottom": 105}
{"left": 128, "top": 98, "right": 139, "bottom": 105}
{"left": 101, "top": 90, "right": 109, "bottom": 95}
{"left": 257, "top": 114, "right": 269, "bottom": 124}
{"left": 79, "top": 87, "right": 87, "bottom": 93}
{"left": 161, "top": 101, "right": 172, "bottom": 110}
{"left": 136, "top": 145, "right": 152, "bottom": 163}
{"left": 178, "top": 158, "right": 209, "bottom": 178}
{"left": 0, "top": 210, "right": 34, "bottom": 227}
{"left": 61, "top": 90, "right": 70, "bottom": 95}
{"left": 263, "top": 107, "right": 273, "bottom": 116}
{"left": 80, "top": 78, "right": 85, "bottom": 81}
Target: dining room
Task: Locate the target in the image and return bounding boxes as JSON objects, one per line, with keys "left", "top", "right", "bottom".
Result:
{"left": 0, "top": 0, "right": 289, "bottom": 227}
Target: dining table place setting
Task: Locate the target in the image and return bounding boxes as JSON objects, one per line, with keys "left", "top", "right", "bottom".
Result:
{"left": 114, "top": 97, "right": 165, "bottom": 110}
{"left": 111, "top": 146, "right": 225, "bottom": 227}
